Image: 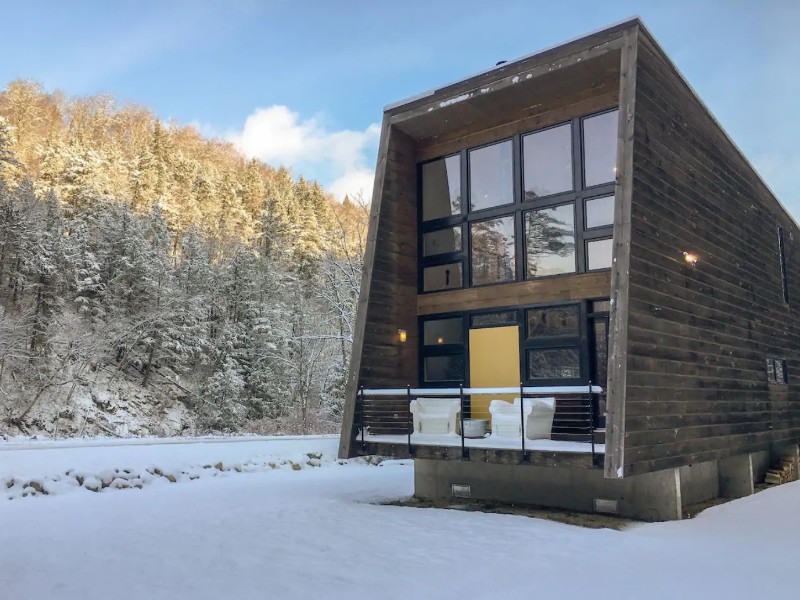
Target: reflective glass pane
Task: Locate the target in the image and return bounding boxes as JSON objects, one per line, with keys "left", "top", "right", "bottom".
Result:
{"left": 585, "top": 195, "right": 615, "bottom": 229}
{"left": 526, "top": 305, "right": 579, "bottom": 338}
{"left": 583, "top": 110, "right": 619, "bottom": 187}
{"left": 524, "top": 204, "right": 576, "bottom": 277}
{"left": 423, "top": 227, "right": 462, "bottom": 257}
{"left": 422, "top": 155, "right": 461, "bottom": 221}
{"left": 424, "top": 355, "right": 464, "bottom": 383}
{"left": 592, "top": 319, "right": 609, "bottom": 386}
{"left": 470, "top": 216, "right": 515, "bottom": 285}
{"left": 523, "top": 123, "right": 572, "bottom": 200}
{"left": 471, "top": 311, "right": 517, "bottom": 328}
{"left": 423, "top": 262, "right": 462, "bottom": 292}
{"left": 423, "top": 318, "right": 463, "bottom": 346}
{"left": 587, "top": 238, "right": 613, "bottom": 270}
{"left": 469, "top": 140, "right": 513, "bottom": 212}
{"left": 527, "top": 348, "right": 581, "bottom": 380}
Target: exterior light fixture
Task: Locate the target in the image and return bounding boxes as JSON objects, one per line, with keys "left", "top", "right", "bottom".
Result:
{"left": 437, "top": 337, "right": 444, "bottom": 344}
{"left": 683, "top": 252, "right": 698, "bottom": 266}
{"left": 397, "top": 329, "right": 407, "bottom": 343}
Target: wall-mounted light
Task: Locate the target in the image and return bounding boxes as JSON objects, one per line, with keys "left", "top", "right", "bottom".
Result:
{"left": 437, "top": 337, "right": 444, "bottom": 344}
{"left": 397, "top": 329, "right": 407, "bottom": 343}
{"left": 683, "top": 252, "right": 698, "bottom": 267}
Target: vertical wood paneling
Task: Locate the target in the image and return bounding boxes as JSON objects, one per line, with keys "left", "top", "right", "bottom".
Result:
{"left": 339, "top": 123, "right": 418, "bottom": 458}
{"left": 620, "top": 31, "right": 800, "bottom": 476}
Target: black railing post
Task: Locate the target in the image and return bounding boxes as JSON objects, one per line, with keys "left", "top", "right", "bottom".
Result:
{"left": 520, "top": 382, "right": 527, "bottom": 461}
{"left": 588, "top": 381, "right": 596, "bottom": 464}
{"left": 359, "top": 386, "right": 366, "bottom": 451}
{"left": 406, "top": 385, "right": 413, "bottom": 456}
{"left": 460, "top": 384, "right": 467, "bottom": 460}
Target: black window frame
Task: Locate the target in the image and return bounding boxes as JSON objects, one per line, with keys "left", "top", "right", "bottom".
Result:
{"left": 417, "top": 298, "right": 610, "bottom": 389}
{"left": 418, "top": 107, "right": 618, "bottom": 293}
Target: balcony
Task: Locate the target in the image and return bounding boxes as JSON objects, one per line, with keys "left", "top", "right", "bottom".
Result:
{"left": 354, "top": 385, "right": 605, "bottom": 468}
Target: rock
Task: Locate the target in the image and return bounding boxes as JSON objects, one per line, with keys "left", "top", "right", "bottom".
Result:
{"left": 5, "top": 479, "right": 14, "bottom": 489}
{"left": 290, "top": 462, "right": 302, "bottom": 471}
{"left": 83, "top": 477, "right": 102, "bottom": 492}
{"left": 306, "top": 452, "right": 323, "bottom": 460}
{"left": 28, "top": 481, "right": 45, "bottom": 494}
{"left": 164, "top": 473, "right": 177, "bottom": 483}
{"left": 214, "top": 462, "right": 224, "bottom": 471}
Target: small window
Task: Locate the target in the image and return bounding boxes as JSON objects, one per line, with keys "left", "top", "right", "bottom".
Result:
{"left": 423, "top": 263, "right": 463, "bottom": 292}
{"left": 587, "top": 238, "right": 613, "bottom": 271}
{"left": 524, "top": 204, "right": 576, "bottom": 278}
{"left": 423, "top": 318, "right": 463, "bottom": 346}
{"left": 775, "top": 359, "right": 787, "bottom": 384}
{"left": 527, "top": 305, "right": 579, "bottom": 338}
{"left": 585, "top": 195, "right": 615, "bottom": 229}
{"left": 583, "top": 110, "right": 619, "bottom": 187}
{"left": 423, "top": 227, "right": 462, "bottom": 257}
{"left": 527, "top": 348, "right": 581, "bottom": 380}
{"left": 471, "top": 311, "right": 517, "bottom": 328}
{"left": 469, "top": 140, "right": 514, "bottom": 212}
{"left": 523, "top": 123, "right": 572, "bottom": 200}
{"left": 424, "top": 355, "right": 464, "bottom": 383}
{"left": 778, "top": 226, "right": 788, "bottom": 304}
{"left": 589, "top": 299, "right": 611, "bottom": 313}
{"left": 421, "top": 155, "right": 461, "bottom": 221}
{"left": 766, "top": 357, "right": 788, "bottom": 385}
{"left": 470, "top": 216, "right": 515, "bottom": 285}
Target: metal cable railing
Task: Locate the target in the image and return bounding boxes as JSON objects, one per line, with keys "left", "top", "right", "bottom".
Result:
{"left": 355, "top": 384, "right": 604, "bottom": 464}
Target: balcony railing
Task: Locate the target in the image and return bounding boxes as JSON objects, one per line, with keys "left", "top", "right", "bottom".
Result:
{"left": 355, "top": 384, "right": 604, "bottom": 465}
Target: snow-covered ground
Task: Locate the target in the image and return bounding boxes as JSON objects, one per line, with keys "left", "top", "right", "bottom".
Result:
{"left": 1, "top": 436, "right": 797, "bottom": 599}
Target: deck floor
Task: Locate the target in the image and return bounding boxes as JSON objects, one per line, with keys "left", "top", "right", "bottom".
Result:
{"left": 362, "top": 433, "right": 603, "bottom": 454}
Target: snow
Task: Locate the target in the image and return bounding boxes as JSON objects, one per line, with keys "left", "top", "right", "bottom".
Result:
{"left": 363, "top": 432, "right": 602, "bottom": 454}
{"left": 438, "top": 93, "right": 472, "bottom": 108}
{"left": 1, "top": 436, "right": 798, "bottom": 599}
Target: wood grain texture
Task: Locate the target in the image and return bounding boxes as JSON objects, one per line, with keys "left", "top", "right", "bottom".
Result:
{"left": 417, "top": 272, "right": 611, "bottom": 316}
{"left": 338, "top": 122, "right": 418, "bottom": 458}
{"left": 619, "top": 29, "right": 800, "bottom": 476}
{"left": 604, "top": 26, "right": 638, "bottom": 478}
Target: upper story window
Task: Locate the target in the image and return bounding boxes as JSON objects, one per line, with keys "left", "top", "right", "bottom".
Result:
{"left": 469, "top": 140, "right": 514, "bottom": 212}
{"left": 421, "top": 155, "right": 461, "bottom": 222}
{"left": 583, "top": 111, "right": 620, "bottom": 187}
{"left": 418, "top": 108, "right": 618, "bottom": 292}
{"left": 523, "top": 123, "right": 573, "bottom": 199}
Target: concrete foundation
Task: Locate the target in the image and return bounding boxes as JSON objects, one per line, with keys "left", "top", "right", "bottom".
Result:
{"left": 415, "top": 458, "right": 685, "bottom": 521}
{"left": 414, "top": 448, "right": 786, "bottom": 521}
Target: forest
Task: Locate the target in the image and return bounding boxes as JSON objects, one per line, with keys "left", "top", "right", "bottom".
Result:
{"left": 0, "top": 80, "right": 367, "bottom": 438}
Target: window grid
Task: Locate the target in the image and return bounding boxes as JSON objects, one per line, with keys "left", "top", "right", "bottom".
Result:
{"left": 418, "top": 108, "right": 617, "bottom": 293}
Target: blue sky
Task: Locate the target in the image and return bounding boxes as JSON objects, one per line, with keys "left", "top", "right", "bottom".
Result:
{"left": 1, "top": 0, "right": 798, "bottom": 211}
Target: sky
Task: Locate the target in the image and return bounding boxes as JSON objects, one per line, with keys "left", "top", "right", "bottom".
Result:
{"left": 1, "top": 0, "right": 798, "bottom": 212}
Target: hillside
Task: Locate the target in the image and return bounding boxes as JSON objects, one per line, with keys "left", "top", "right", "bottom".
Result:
{"left": 0, "top": 80, "right": 368, "bottom": 439}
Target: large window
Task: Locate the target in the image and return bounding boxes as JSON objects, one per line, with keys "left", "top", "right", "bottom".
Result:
{"left": 523, "top": 123, "right": 573, "bottom": 199}
{"left": 471, "top": 216, "right": 515, "bottom": 285}
{"left": 421, "top": 155, "right": 461, "bottom": 221}
{"left": 419, "top": 108, "right": 618, "bottom": 292}
{"left": 419, "top": 299, "right": 610, "bottom": 387}
{"left": 524, "top": 204, "right": 576, "bottom": 277}
{"left": 469, "top": 140, "right": 514, "bottom": 212}
{"left": 524, "top": 304, "right": 582, "bottom": 382}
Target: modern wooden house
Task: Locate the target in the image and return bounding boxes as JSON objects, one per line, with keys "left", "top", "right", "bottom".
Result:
{"left": 338, "top": 18, "right": 800, "bottom": 520}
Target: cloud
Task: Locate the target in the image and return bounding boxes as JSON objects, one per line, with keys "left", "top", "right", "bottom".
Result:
{"left": 229, "top": 105, "right": 380, "bottom": 201}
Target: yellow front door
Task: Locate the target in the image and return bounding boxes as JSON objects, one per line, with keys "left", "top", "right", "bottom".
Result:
{"left": 468, "top": 325, "right": 521, "bottom": 419}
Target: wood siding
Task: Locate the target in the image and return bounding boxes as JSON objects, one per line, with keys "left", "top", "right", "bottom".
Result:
{"left": 338, "top": 123, "right": 418, "bottom": 458}
{"left": 617, "top": 31, "right": 800, "bottom": 476}
{"left": 418, "top": 272, "right": 611, "bottom": 316}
